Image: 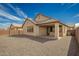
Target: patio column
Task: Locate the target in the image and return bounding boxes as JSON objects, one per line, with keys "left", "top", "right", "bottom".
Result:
{"left": 62, "top": 25, "right": 65, "bottom": 36}
{"left": 62, "top": 26, "right": 67, "bottom": 36}
{"left": 55, "top": 23, "right": 59, "bottom": 39}
{"left": 65, "top": 26, "right": 67, "bottom": 36}
{"left": 34, "top": 25, "right": 40, "bottom": 36}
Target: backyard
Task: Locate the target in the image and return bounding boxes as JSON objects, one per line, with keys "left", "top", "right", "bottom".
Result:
{"left": 0, "top": 35, "right": 78, "bottom": 56}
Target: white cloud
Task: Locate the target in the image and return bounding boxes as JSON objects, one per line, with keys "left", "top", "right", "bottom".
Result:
{"left": 0, "top": 9, "right": 22, "bottom": 21}
{"left": 7, "top": 4, "right": 27, "bottom": 18}
{"left": 62, "top": 3, "right": 77, "bottom": 12}
{"left": 16, "top": 8, "right": 27, "bottom": 18}
{"left": 60, "top": 3, "right": 76, "bottom": 8}
{"left": 75, "top": 23, "right": 79, "bottom": 28}
{"left": 73, "top": 14, "right": 79, "bottom": 18}
{"left": 66, "top": 23, "right": 74, "bottom": 26}
{"left": 66, "top": 3, "right": 77, "bottom": 9}
{"left": 0, "top": 4, "right": 27, "bottom": 29}
{"left": 0, "top": 23, "right": 11, "bottom": 29}
{"left": 0, "top": 4, "right": 5, "bottom": 10}
{"left": 7, "top": 4, "right": 16, "bottom": 12}
{"left": 0, "top": 4, "right": 10, "bottom": 11}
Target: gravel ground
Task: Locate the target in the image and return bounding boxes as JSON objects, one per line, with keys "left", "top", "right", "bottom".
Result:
{"left": 0, "top": 35, "right": 78, "bottom": 56}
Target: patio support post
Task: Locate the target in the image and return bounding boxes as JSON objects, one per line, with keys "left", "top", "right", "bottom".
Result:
{"left": 62, "top": 25, "right": 65, "bottom": 36}
{"left": 62, "top": 26, "right": 67, "bottom": 37}
{"left": 55, "top": 23, "right": 59, "bottom": 39}
{"left": 65, "top": 26, "right": 67, "bottom": 36}
{"left": 34, "top": 25, "right": 40, "bottom": 36}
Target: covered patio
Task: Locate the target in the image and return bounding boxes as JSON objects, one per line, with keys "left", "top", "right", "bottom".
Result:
{"left": 37, "top": 22, "right": 67, "bottom": 39}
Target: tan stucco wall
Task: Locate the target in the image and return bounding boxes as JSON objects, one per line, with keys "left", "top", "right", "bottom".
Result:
{"left": 60, "top": 24, "right": 70, "bottom": 37}
{"left": 39, "top": 27, "right": 47, "bottom": 36}
{"left": 10, "top": 28, "right": 18, "bottom": 35}
{"left": 63, "top": 26, "right": 67, "bottom": 36}
{"left": 23, "top": 20, "right": 40, "bottom": 36}
{"left": 35, "top": 14, "right": 49, "bottom": 22}
{"left": 34, "top": 25, "right": 40, "bottom": 36}
{"left": 23, "top": 25, "right": 40, "bottom": 36}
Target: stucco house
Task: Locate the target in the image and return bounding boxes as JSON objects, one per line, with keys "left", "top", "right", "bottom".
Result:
{"left": 9, "top": 24, "right": 23, "bottom": 35}
{"left": 9, "top": 14, "right": 73, "bottom": 39}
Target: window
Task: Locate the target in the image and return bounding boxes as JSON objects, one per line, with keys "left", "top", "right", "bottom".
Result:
{"left": 27, "top": 26, "right": 33, "bottom": 32}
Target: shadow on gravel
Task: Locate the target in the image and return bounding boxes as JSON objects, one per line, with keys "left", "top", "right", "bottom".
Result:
{"left": 9, "top": 34, "right": 57, "bottom": 43}
{"left": 67, "top": 37, "right": 79, "bottom": 56}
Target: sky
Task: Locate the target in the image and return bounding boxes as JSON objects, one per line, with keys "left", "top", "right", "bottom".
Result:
{"left": 0, "top": 3, "right": 79, "bottom": 29}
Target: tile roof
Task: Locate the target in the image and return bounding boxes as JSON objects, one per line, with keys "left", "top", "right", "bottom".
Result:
{"left": 10, "top": 14, "right": 73, "bottom": 29}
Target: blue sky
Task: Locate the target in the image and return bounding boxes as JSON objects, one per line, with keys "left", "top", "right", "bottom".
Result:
{"left": 0, "top": 3, "right": 79, "bottom": 29}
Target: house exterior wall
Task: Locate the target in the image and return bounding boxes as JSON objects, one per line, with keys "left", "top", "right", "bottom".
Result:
{"left": 23, "top": 26, "right": 35, "bottom": 36}
{"left": 34, "top": 25, "right": 40, "bottom": 36}
{"left": 60, "top": 25, "right": 70, "bottom": 37}
{"left": 35, "top": 14, "right": 49, "bottom": 22}
{"left": 39, "top": 26, "right": 47, "bottom": 36}
{"left": 10, "top": 20, "right": 71, "bottom": 38}
{"left": 23, "top": 20, "right": 40, "bottom": 36}
{"left": 10, "top": 28, "right": 18, "bottom": 35}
